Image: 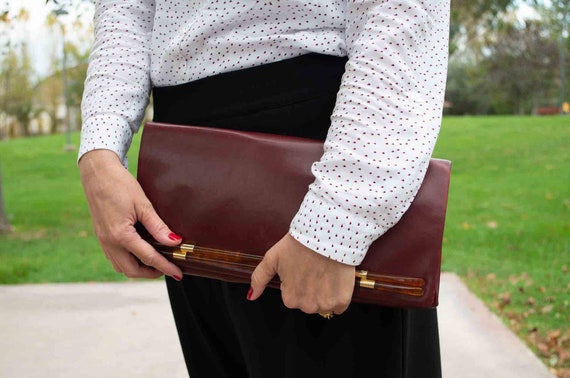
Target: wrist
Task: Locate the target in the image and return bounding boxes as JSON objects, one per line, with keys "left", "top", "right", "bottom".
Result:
{"left": 78, "top": 149, "right": 127, "bottom": 185}
{"left": 79, "top": 149, "right": 122, "bottom": 170}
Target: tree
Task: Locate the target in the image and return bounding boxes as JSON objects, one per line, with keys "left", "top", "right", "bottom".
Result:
{"left": 0, "top": 42, "right": 35, "bottom": 136}
{"left": 446, "top": 1, "right": 569, "bottom": 114}
{"left": 44, "top": 10, "right": 91, "bottom": 135}
{"left": 447, "top": 17, "right": 560, "bottom": 115}
{"left": 482, "top": 19, "right": 559, "bottom": 114}
{"left": 0, "top": 7, "right": 36, "bottom": 137}
{"left": 0, "top": 1, "right": 11, "bottom": 233}
{"left": 445, "top": 56, "right": 495, "bottom": 115}
{"left": 533, "top": 0, "right": 569, "bottom": 107}
{"left": 449, "top": 0, "right": 519, "bottom": 54}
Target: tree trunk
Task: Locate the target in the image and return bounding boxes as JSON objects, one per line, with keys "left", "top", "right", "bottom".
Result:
{"left": 50, "top": 112, "right": 58, "bottom": 134}
{"left": 0, "top": 169, "right": 12, "bottom": 233}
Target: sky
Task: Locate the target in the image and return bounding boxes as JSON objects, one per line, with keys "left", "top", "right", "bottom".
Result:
{"left": 2, "top": 0, "right": 94, "bottom": 78}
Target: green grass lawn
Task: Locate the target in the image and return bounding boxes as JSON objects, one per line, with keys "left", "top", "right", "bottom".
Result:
{"left": 433, "top": 116, "right": 569, "bottom": 375}
{"left": 0, "top": 132, "right": 125, "bottom": 283}
{"left": 1, "top": 115, "right": 569, "bottom": 373}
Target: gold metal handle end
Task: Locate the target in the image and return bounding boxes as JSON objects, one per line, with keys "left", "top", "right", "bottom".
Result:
{"left": 173, "top": 244, "right": 195, "bottom": 260}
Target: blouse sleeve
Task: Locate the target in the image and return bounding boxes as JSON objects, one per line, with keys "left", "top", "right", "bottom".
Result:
{"left": 289, "top": 0, "right": 451, "bottom": 266}
{"left": 78, "top": 0, "right": 155, "bottom": 166}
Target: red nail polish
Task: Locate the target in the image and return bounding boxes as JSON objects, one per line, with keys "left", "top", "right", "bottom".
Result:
{"left": 173, "top": 275, "right": 183, "bottom": 282}
{"left": 168, "top": 232, "right": 182, "bottom": 241}
{"left": 247, "top": 287, "right": 253, "bottom": 300}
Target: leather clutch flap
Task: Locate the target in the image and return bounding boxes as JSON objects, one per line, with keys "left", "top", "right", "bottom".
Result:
{"left": 136, "top": 121, "right": 451, "bottom": 308}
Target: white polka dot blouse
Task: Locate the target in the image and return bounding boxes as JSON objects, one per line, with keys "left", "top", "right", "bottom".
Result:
{"left": 80, "top": 0, "right": 451, "bottom": 266}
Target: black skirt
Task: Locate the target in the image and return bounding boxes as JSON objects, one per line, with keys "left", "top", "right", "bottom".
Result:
{"left": 152, "top": 53, "right": 442, "bottom": 378}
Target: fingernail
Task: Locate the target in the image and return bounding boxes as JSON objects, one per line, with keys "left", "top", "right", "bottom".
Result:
{"left": 168, "top": 232, "right": 182, "bottom": 241}
{"left": 246, "top": 287, "right": 253, "bottom": 300}
{"left": 173, "top": 275, "right": 183, "bottom": 282}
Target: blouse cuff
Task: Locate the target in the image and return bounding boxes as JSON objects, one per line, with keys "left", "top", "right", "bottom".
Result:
{"left": 289, "top": 189, "right": 382, "bottom": 266}
{"left": 78, "top": 114, "right": 134, "bottom": 167}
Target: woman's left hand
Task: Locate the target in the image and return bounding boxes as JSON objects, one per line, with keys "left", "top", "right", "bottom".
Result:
{"left": 249, "top": 233, "right": 355, "bottom": 316}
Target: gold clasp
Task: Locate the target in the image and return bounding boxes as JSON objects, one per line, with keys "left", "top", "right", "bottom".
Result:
{"left": 173, "top": 244, "right": 195, "bottom": 260}
{"left": 356, "top": 270, "right": 375, "bottom": 289}
{"left": 358, "top": 279, "right": 376, "bottom": 289}
{"left": 355, "top": 270, "right": 368, "bottom": 280}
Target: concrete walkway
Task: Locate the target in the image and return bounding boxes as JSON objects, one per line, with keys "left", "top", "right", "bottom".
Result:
{"left": 0, "top": 273, "right": 555, "bottom": 378}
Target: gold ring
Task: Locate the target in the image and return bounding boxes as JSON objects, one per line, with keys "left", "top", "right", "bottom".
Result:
{"left": 319, "top": 312, "right": 334, "bottom": 319}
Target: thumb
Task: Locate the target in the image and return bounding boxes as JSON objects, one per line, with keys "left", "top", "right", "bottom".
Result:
{"left": 137, "top": 201, "right": 182, "bottom": 246}
{"left": 248, "top": 250, "right": 278, "bottom": 301}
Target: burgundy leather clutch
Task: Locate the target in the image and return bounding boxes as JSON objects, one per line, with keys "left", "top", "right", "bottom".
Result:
{"left": 136, "top": 121, "right": 451, "bottom": 308}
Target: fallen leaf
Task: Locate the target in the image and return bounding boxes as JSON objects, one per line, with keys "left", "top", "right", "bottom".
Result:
{"left": 486, "top": 273, "right": 496, "bottom": 281}
{"left": 528, "top": 329, "right": 538, "bottom": 343}
{"left": 486, "top": 221, "right": 498, "bottom": 229}
{"left": 461, "top": 222, "right": 472, "bottom": 230}
{"left": 542, "top": 305, "right": 554, "bottom": 314}
{"left": 545, "top": 193, "right": 553, "bottom": 200}
{"left": 498, "top": 292, "right": 511, "bottom": 307}
{"left": 538, "top": 342, "right": 550, "bottom": 355}
{"left": 548, "top": 330, "right": 562, "bottom": 341}
{"left": 559, "top": 348, "right": 570, "bottom": 365}
{"left": 527, "top": 297, "right": 536, "bottom": 306}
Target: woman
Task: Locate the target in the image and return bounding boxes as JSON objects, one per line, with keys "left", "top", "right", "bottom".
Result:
{"left": 79, "top": 1, "right": 450, "bottom": 377}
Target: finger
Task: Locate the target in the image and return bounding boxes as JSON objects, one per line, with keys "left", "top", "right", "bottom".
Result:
{"left": 136, "top": 200, "right": 182, "bottom": 246}
{"left": 330, "top": 299, "right": 351, "bottom": 316}
{"left": 325, "top": 277, "right": 354, "bottom": 315}
{"left": 120, "top": 253, "right": 165, "bottom": 279}
{"left": 248, "top": 250, "right": 279, "bottom": 301}
{"left": 333, "top": 290, "right": 353, "bottom": 315}
{"left": 102, "top": 243, "right": 164, "bottom": 279}
{"left": 122, "top": 227, "right": 183, "bottom": 279}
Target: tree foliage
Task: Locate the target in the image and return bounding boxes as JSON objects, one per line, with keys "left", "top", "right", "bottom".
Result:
{"left": 1, "top": 8, "right": 36, "bottom": 136}
{"left": 1, "top": 0, "right": 92, "bottom": 137}
{"left": 449, "top": 0, "right": 517, "bottom": 53}
{"left": 447, "top": 17, "right": 562, "bottom": 115}
{"left": 484, "top": 20, "right": 559, "bottom": 114}
{"left": 1, "top": 43, "right": 34, "bottom": 135}
{"left": 447, "top": 0, "right": 569, "bottom": 115}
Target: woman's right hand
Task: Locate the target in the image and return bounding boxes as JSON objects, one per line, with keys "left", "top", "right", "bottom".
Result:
{"left": 78, "top": 149, "right": 184, "bottom": 280}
